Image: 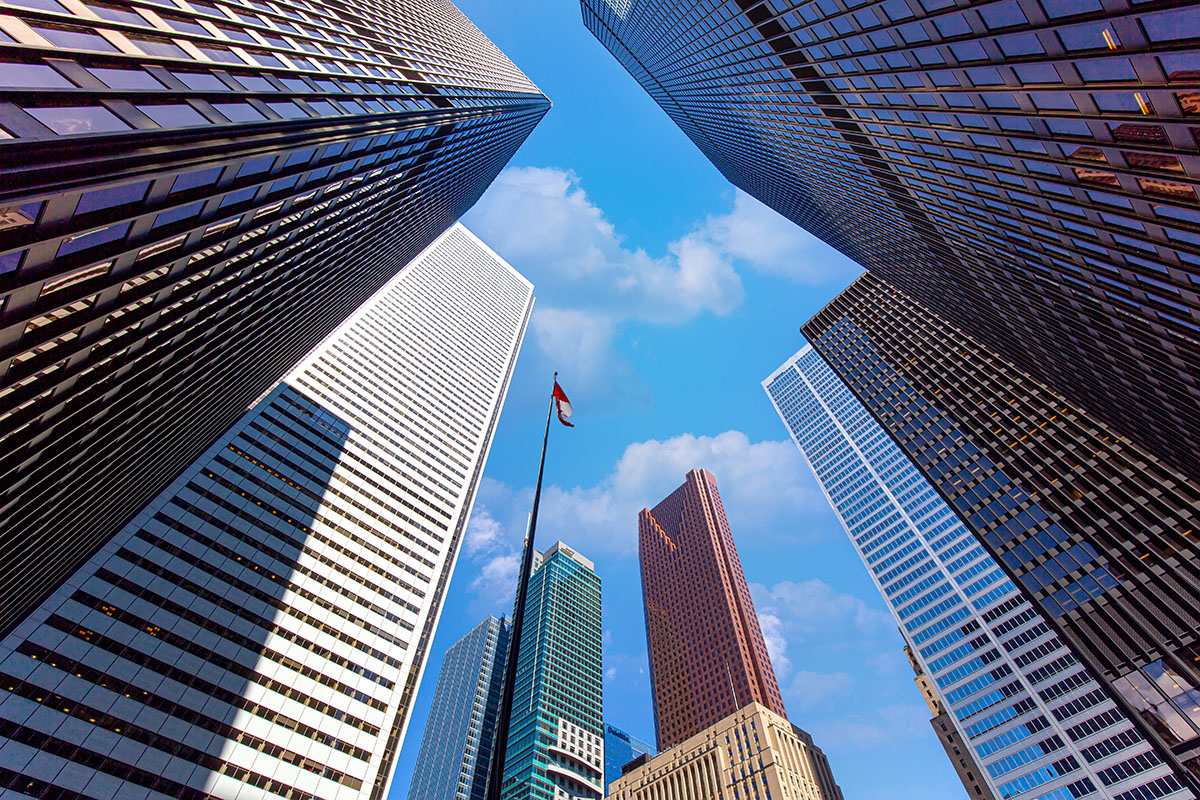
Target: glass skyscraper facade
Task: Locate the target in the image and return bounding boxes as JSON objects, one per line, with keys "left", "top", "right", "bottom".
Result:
{"left": 501, "top": 542, "right": 604, "bottom": 800}
{"left": 582, "top": 0, "right": 1200, "bottom": 481}
{"left": 0, "top": 0, "right": 548, "bottom": 637}
{"left": 603, "top": 723, "right": 656, "bottom": 792}
{"left": 0, "top": 224, "right": 533, "bottom": 800}
{"left": 765, "top": 343, "right": 1185, "bottom": 800}
{"left": 639, "top": 469, "right": 787, "bottom": 750}
{"left": 407, "top": 615, "right": 510, "bottom": 800}
{"left": 802, "top": 271, "right": 1200, "bottom": 795}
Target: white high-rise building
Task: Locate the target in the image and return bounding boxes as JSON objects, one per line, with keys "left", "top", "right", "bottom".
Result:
{"left": 0, "top": 224, "right": 533, "bottom": 800}
{"left": 764, "top": 346, "right": 1183, "bottom": 800}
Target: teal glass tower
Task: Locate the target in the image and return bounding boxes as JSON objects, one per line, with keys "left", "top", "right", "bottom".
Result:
{"left": 501, "top": 542, "right": 604, "bottom": 800}
{"left": 408, "top": 615, "right": 510, "bottom": 800}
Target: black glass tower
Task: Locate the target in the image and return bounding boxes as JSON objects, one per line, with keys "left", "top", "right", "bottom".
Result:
{"left": 0, "top": 0, "right": 548, "bottom": 635}
{"left": 582, "top": 0, "right": 1200, "bottom": 479}
{"left": 805, "top": 270, "right": 1200, "bottom": 794}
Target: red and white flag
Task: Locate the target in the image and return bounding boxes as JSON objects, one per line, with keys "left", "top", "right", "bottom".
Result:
{"left": 552, "top": 381, "right": 574, "bottom": 427}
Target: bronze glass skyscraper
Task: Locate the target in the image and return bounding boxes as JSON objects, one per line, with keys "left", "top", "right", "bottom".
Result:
{"left": 805, "top": 271, "right": 1200, "bottom": 795}
{"left": 638, "top": 469, "right": 787, "bottom": 749}
{"left": 582, "top": 0, "right": 1200, "bottom": 479}
{"left": 0, "top": 0, "right": 548, "bottom": 635}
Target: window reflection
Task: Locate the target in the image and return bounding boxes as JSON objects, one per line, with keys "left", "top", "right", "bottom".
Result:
{"left": 1114, "top": 665, "right": 1200, "bottom": 745}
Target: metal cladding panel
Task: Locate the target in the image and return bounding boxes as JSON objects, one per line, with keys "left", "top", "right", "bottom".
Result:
{"left": 0, "top": 0, "right": 549, "bottom": 636}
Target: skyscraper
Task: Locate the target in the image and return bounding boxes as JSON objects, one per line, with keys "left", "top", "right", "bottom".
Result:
{"left": 582, "top": 0, "right": 1200, "bottom": 479}
{"left": 764, "top": 343, "right": 1182, "bottom": 800}
{"left": 0, "top": 0, "right": 548, "bottom": 637}
{"left": 639, "top": 469, "right": 787, "bottom": 749}
{"left": 904, "top": 646, "right": 995, "bottom": 800}
{"left": 0, "top": 223, "right": 533, "bottom": 800}
{"left": 408, "top": 615, "right": 510, "bottom": 800}
{"left": 501, "top": 541, "right": 604, "bottom": 800}
{"left": 603, "top": 723, "right": 656, "bottom": 793}
{"left": 801, "top": 271, "right": 1200, "bottom": 794}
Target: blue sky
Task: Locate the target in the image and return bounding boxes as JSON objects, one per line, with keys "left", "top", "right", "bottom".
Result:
{"left": 389, "top": 2, "right": 968, "bottom": 798}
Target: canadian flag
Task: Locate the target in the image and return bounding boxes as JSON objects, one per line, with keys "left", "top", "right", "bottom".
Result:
{"left": 552, "top": 381, "right": 574, "bottom": 427}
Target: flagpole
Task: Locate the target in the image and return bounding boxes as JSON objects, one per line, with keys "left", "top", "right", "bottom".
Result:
{"left": 485, "top": 372, "right": 557, "bottom": 800}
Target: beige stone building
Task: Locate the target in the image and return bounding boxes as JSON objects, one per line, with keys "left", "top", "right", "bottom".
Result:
{"left": 608, "top": 703, "right": 842, "bottom": 800}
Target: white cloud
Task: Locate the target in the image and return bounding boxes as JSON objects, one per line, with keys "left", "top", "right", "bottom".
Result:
{"left": 758, "top": 611, "right": 792, "bottom": 682}
{"left": 751, "top": 579, "right": 894, "bottom": 641}
{"left": 787, "top": 671, "right": 854, "bottom": 710}
{"left": 750, "top": 579, "right": 898, "bottom": 712}
{"left": 463, "top": 168, "right": 855, "bottom": 398}
{"left": 465, "top": 166, "right": 744, "bottom": 323}
{"left": 468, "top": 552, "right": 520, "bottom": 614}
{"left": 812, "top": 704, "right": 930, "bottom": 749}
{"left": 534, "top": 430, "right": 826, "bottom": 555}
{"left": 457, "top": 432, "right": 830, "bottom": 608}
{"left": 701, "top": 190, "right": 850, "bottom": 284}
{"left": 464, "top": 507, "right": 505, "bottom": 558}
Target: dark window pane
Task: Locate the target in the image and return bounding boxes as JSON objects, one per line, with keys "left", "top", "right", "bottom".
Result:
{"left": 236, "top": 75, "right": 274, "bottom": 91}
{"left": 998, "top": 33, "right": 1045, "bottom": 56}
{"left": 153, "top": 200, "right": 204, "bottom": 226}
{"left": 88, "top": 67, "right": 162, "bottom": 90}
{"left": 76, "top": 181, "right": 151, "bottom": 214}
{"left": 237, "top": 156, "right": 274, "bottom": 177}
{"left": 980, "top": 1, "right": 1027, "bottom": 29}
{"left": 173, "top": 71, "right": 225, "bottom": 90}
{"left": 1077, "top": 57, "right": 1137, "bottom": 83}
{"left": 130, "top": 37, "right": 188, "bottom": 58}
{"left": 197, "top": 47, "right": 240, "bottom": 63}
{"left": 27, "top": 106, "right": 130, "bottom": 134}
{"left": 171, "top": 167, "right": 222, "bottom": 192}
{"left": 217, "top": 26, "right": 255, "bottom": 42}
{"left": 218, "top": 186, "right": 256, "bottom": 207}
{"left": 139, "top": 103, "right": 209, "bottom": 127}
{"left": 1041, "top": 0, "right": 1102, "bottom": 16}
{"left": 34, "top": 25, "right": 118, "bottom": 51}
{"left": 7, "top": 0, "right": 67, "bottom": 11}
{"left": 1160, "top": 53, "right": 1200, "bottom": 82}
{"left": 267, "top": 102, "right": 307, "bottom": 119}
{"left": 212, "top": 103, "right": 264, "bottom": 122}
{"left": 85, "top": 4, "right": 145, "bottom": 24}
{"left": 57, "top": 221, "right": 131, "bottom": 256}
{"left": 162, "top": 16, "right": 207, "bottom": 35}
{"left": 1014, "top": 63, "right": 1061, "bottom": 84}
{"left": 0, "top": 63, "right": 72, "bottom": 88}
{"left": 1142, "top": 8, "right": 1200, "bottom": 43}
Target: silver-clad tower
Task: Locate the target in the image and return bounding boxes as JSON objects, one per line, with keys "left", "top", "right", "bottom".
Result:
{"left": 765, "top": 345, "right": 1187, "bottom": 800}
{"left": 0, "top": 224, "right": 533, "bottom": 800}
{"left": 407, "top": 615, "right": 510, "bottom": 800}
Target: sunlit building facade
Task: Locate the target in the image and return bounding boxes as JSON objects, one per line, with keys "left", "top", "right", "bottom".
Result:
{"left": 0, "top": 0, "right": 548, "bottom": 636}
{"left": 765, "top": 343, "right": 1183, "bottom": 800}
{"left": 802, "top": 272, "right": 1200, "bottom": 796}
{"left": 639, "top": 469, "right": 787, "bottom": 750}
{"left": 407, "top": 615, "right": 510, "bottom": 800}
{"left": 583, "top": 0, "right": 1200, "bottom": 480}
{"left": 607, "top": 703, "right": 843, "bottom": 800}
{"left": 501, "top": 542, "right": 605, "bottom": 800}
{"left": 0, "top": 224, "right": 533, "bottom": 800}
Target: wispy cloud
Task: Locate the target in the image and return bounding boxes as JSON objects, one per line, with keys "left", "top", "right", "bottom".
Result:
{"left": 463, "top": 167, "right": 856, "bottom": 401}
{"left": 457, "top": 431, "right": 830, "bottom": 610}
